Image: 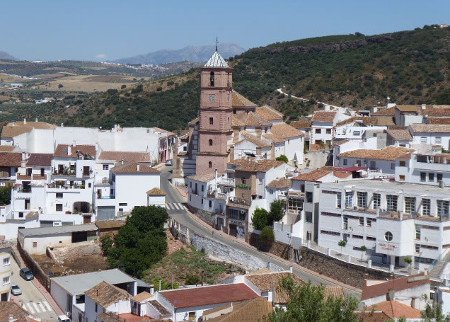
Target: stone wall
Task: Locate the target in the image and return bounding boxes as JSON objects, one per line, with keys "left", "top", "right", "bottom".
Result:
{"left": 249, "top": 232, "right": 292, "bottom": 260}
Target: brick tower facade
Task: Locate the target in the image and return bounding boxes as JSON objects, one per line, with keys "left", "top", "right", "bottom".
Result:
{"left": 195, "top": 51, "right": 233, "bottom": 175}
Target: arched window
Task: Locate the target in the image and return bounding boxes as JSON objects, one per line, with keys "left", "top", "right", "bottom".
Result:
{"left": 209, "top": 139, "right": 213, "bottom": 146}
{"left": 208, "top": 161, "right": 212, "bottom": 168}
{"left": 210, "top": 71, "right": 215, "bottom": 87}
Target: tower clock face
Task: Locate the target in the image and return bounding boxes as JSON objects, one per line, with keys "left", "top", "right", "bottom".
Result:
{"left": 208, "top": 94, "right": 216, "bottom": 103}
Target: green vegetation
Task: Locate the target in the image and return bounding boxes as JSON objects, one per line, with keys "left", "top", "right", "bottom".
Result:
{"left": 252, "top": 208, "right": 269, "bottom": 230}
{"left": 276, "top": 154, "right": 288, "bottom": 163}
{"left": 143, "top": 247, "right": 244, "bottom": 289}
{"left": 1, "top": 27, "right": 448, "bottom": 130}
{"left": 259, "top": 226, "right": 275, "bottom": 251}
{"left": 268, "top": 278, "right": 359, "bottom": 322}
{"left": 102, "top": 206, "right": 168, "bottom": 278}
{"left": 0, "top": 186, "right": 11, "bottom": 205}
{"left": 338, "top": 240, "right": 347, "bottom": 254}
{"left": 268, "top": 200, "right": 285, "bottom": 225}
{"left": 422, "top": 301, "right": 450, "bottom": 322}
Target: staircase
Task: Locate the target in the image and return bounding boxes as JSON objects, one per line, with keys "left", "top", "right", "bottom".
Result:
{"left": 429, "top": 252, "right": 450, "bottom": 280}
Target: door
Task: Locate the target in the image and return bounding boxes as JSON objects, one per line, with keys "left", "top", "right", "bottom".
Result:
{"left": 83, "top": 166, "right": 90, "bottom": 176}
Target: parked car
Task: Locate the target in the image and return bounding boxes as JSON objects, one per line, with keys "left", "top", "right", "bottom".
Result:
{"left": 10, "top": 285, "right": 22, "bottom": 296}
{"left": 58, "top": 315, "right": 71, "bottom": 322}
{"left": 19, "top": 267, "right": 34, "bottom": 281}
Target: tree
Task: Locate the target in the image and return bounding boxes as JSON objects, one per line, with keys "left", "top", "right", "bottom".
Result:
{"left": 338, "top": 240, "right": 346, "bottom": 254}
{"left": 422, "top": 302, "right": 450, "bottom": 322}
{"left": 276, "top": 155, "right": 288, "bottom": 163}
{"left": 252, "top": 208, "right": 269, "bottom": 230}
{"left": 0, "top": 186, "right": 11, "bottom": 205}
{"left": 268, "top": 278, "right": 360, "bottom": 322}
{"left": 259, "top": 226, "right": 274, "bottom": 251}
{"left": 404, "top": 256, "right": 413, "bottom": 274}
{"left": 268, "top": 200, "right": 285, "bottom": 225}
{"left": 359, "top": 245, "right": 367, "bottom": 261}
{"left": 105, "top": 206, "right": 168, "bottom": 278}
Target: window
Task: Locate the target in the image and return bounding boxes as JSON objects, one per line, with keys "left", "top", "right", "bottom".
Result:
{"left": 428, "top": 173, "right": 435, "bottom": 182}
{"left": 345, "top": 191, "right": 353, "bottom": 208}
{"left": 209, "top": 117, "right": 213, "bottom": 125}
{"left": 399, "top": 161, "right": 406, "bottom": 167}
{"left": 369, "top": 161, "right": 376, "bottom": 170}
{"left": 359, "top": 217, "right": 364, "bottom": 226}
{"left": 56, "top": 192, "right": 63, "bottom": 198}
{"left": 436, "top": 137, "right": 442, "bottom": 144}
{"left": 399, "top": 175, "right": 405, "bottom": 181}
{"left": 415, "top": 244, "right": 420, "bottom": 253}
{"left": 420, "top": 137, "right": 427, "bottom": 143}
{"left": 306, "top": 192, "right": 313, "bottom": 203}
{"left": 305, "top": 212, "right": 313, "bottom": 223}
{"left": 437, "top": 200, "right": 449, "bottom": 217}
{"left": 390, "top": 163, "right": 395, "bottom": 170}
{"left": 420, "top": 172, "right": 426, "bottom": 182}
{"left": 373, "top": 193, "right": 381, "bottom": 209}
{"left": 437, "top": 173, "right": 443, "bottom": 182}
{"left": 208, "top": 200, "right": 212, "bottom": 208}
{"left": 3, "top": 257, "right": 10, "bottom": 265}
{"left": 119, "top": 203, "right": 127, "bottom": 206}
{"left": 208, "top": 161, "right": 212, "bottom": 168}
{"left": 384, "top": 231, "right": 393, "bottom": 242}
{"left": 201, "top": 185, "right": 204, "bottom": 192}
{"left": 209, "top": 71, "right": 214, "bottom": 87}
{"left": 56, "top": 204, "right": 63, "bottom": 211}
{"left": 386, "top": 195, "right": 398, "bottom": 212}
{"left": 336, "top": 193, "right": 342, "bottom": 209}
{"left": 3, "top": 276, "right": 9, "bottom": 285}
{"left": 343, "top": 159, "right": 348, "bottom": 166}
{"left": 201, "top": 199, "right": 204, "bottom": 205}
{"left": 367, "top": 218, "right": 375, "bottom": 227}
{"left": 33, "top": 242, "right": 37, "bottom": 248}
{"left": 209, "top": 139, "right": 213, "bottom": 146}
{"left": 422, "top": 199, "right": 431, "bottom": 216}
{"left": 357, "top": 192, "right": 367, "bottom": 208}
{"left": 404, "top": 197, "right": 416, "bottom": 214}
{"left": 366, "top": 236, "right": 376, "bottom": 241}
{"left": 326, "top": 129, "right": 331, "bottom": 134}
{"left": 315, "top": 128, "right": 321, "bottom": 134}
{"left": 103, "top": 164, "right": 109, "bottom": 170}
{"left": 415, "top": 226, "right": 421, "bottom": 240}
{"left": 95, "top": 303, "right": 98, "bottom": 312}
{"left": 343, "top": 216, "right": 348, "bottom": 230}
{"left": 18, "top": 212, "right": 23, "bottom": 218}
{"left": 353, "top": 235, "right": 364, "bottom": 239}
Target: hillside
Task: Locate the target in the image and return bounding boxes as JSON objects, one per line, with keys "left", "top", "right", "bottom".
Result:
{"left": 0, "top": 26, "right": 448, "bottom": 131}
{"left": 116, "top": 43, "right": 245, "bottom": 65}
{"left": 0, "top": 51, "right": 15, "bottom": 61}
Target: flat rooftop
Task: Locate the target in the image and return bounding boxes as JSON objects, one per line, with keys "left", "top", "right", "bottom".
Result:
{"left": 320, "top": 179, "right": 450, "bottom": 198}
{"left": 19, "top": 223, "right": 98, "bottom": 237}
{"left": 51, "top": 268, "right": 135, "bottom": 296}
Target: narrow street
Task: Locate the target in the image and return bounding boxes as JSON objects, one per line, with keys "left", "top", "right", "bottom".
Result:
{"left": 160, "top": 166, "right": 362, "bottom": 298}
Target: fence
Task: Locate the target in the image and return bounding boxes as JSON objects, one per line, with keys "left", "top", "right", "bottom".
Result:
{"left": 16, "top": 240, "right": 51, "bottom": 290}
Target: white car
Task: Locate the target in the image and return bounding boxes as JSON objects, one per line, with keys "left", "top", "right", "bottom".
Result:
{"left": 10, "top": 285, "right": 22, "bottom": 296}
{"left": 58, "top": 315, "right": 70, "bottom": 322}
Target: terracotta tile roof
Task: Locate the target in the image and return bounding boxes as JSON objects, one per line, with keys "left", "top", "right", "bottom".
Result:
{"left": 0, "top": 145, "right": 15, "bottom": 152}
{"left": 361, "top": 273, "right": 430, "bottom": 300}
{"left": 370, "top": 116, "right": 395, "bottom": 127}
{"left": 232, "top": 112, "right": 270, "bottom": 128}
{"left": 187, "top": 172, "right": 216, "bottom": 182}
{"left": 410, "top": 123, "right": 450, "bottom": 133}
{"left": 54, "top": 144, "right": 96, "bottom": 158}
{"left": 246, "top": 272, "right": 302, "bottom": 304}
{"left": 98, "top": 312, "right": 154, "bottom": 322}
{"left": 270, "top": 123, "right": 304, "bottom": 141}
{"left": 290, "top": 118, "right": 312, "bottom": 129}
{"left": 146, "top": 187, "right": 166, "bottom": 196}
{"left": 27, "top": 153, "right": 53, "bottom": 166}
{"left": 1, "top": 121, "right": 56, "bottom": 138}
{"left": 132, "top": 291, "right": 152, "bottom": 302}
{"left": 386, "top": 129, "right": 412, "bottom": 141}
{"left": 395, "top": 105, "right": 420, "bottom": 113}
{"left": 148, "top": 300, "right": 171, "bottom": 317}
{"left": 427, "top": 117, "right": 450, "bottom": 124}
{"left": 0, "top": 302, "right": 37, "bottom": 322}
{"left": 255, "top": 105, "right": 283, "bottom": 121}
{"left": 112, "top": 162, "right": 160, "bottom": 175}
{"left": 357, "top": 310, "right": 392, "bottom": 322}
{"left": 291, "top": 166, "right": 351, "bottom": 182}
{"left": 323, "top": 286, "right": 344, "bottom": 298}
{"left": 368, "top": 301, "right": 422, "bottom": 319}
{"left": 232, "top": 90, "right": 256, "bottom": 108}
{"left": 86, "top": 281, "right": 131, "bottom": 307}
{"left": 339, "top": 146, "right": 412, "bottom": 161}
{"left": 99, "top": 151, "right": 151, "bottom": 163}
{"left": 423, "top": 107, "right": 450, "bottom": 117}
{"left": 204, "top": 297, "right": 272, "bottom": 322}
{"left": 160, "top": 283, "right": 259, "bottom": 309}
{"left": 231, "top": 159, "right": 284, "bottom": 173}
{"left": 267, "top": 178, "right": 291, "bottom": 189}
{"left": 0, "top": 152, "right": 22, "bottom": 167}
{"left": 311, "top": 111, "right": 337, "bottom": 123}
{"left": 372, "top": 107, "right": 396, "bottom": 116}
{"left": 238, "top": 132, "right": 271, "bottom": 148}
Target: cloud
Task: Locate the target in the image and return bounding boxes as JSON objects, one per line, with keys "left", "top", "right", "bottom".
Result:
{"left": 95, "top": 53, "right": 107, "bottom": 59}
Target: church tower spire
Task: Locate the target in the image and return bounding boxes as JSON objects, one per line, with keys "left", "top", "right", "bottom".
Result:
{"left": 195, "top": 50, "right": 233, "bottom": 176}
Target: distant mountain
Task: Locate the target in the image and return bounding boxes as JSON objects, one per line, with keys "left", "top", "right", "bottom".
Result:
{"left": 0, "top": 51, "right": 16, "bottom": 61}
{"left": 116, "top": 44, "right": 246, "bottom": 65}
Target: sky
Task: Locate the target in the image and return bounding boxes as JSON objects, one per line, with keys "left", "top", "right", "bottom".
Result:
{"left": 1, "top": 0, "right": 449, "bottom": 61}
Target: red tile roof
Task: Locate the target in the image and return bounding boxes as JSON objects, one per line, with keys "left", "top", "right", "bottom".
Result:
{"left": 54, "top": 144, "right": 96, "bottom": 158}
{"left": 27, "top": 153, "right": 53, "bottom": 167}
{"left": 98, "top": 151, "right": 151, "bottom": 163}
{"left": 311, "top": 111, "right": 337, "bottom": 123}
{"left": 291, "top": 166, "right": 352, "bottom": 182}
{"left": 231, "top": 159, "right": 284, "bottom": 173}
{"left": 112, "top": 162, "right": 160, "bottom": 175}
{"left": 0, "top": 152, "right": 22, "bottom": 167}
{"left": 368, "top": 301, "right": 422, "bottom": 319}
{"left": 361, "top": 273, "right": 430, "bottom": 300}
{"left": 160, "top": 283, "right": 259, "bottom": 309}
{"left": 339, "top": 146, "right": 412, "bottom": 161}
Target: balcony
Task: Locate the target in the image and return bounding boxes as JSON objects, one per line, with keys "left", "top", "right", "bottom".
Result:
{"left": 228, "top": 196, "right": 251, "bottom": 209}
{"left": 217, "top": 178, "right": 235, "bottom": 187}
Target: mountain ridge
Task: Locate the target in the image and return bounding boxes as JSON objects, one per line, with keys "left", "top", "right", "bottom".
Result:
{"left": 115, "top": 43, "right": 245, "bottom": 65}
{"left": 0, "top": 51, "right": 16, "bottom": 61}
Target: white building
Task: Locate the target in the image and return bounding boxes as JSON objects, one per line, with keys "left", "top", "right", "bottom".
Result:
{"left": 317, "top": 179, "right": 450, "bottom": 271}
{"left": 410, "top": 124, "right": 450, "bottom": 150}
{"left": 0, "top": 252, "right": 11, "bottom": 301}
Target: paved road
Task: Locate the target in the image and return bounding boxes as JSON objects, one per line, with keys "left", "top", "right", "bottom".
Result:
{"left": 10, "top": 258, "right": 58, "bottom": 321}
{"left": 160, "top": 167, "right": 361, "bottom": 298}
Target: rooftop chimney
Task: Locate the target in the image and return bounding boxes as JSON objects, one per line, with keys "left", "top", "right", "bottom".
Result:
{"left": 23, "top": 118, "right": 26, "bottom": 124}
{"left": 137, "top": 164, "right": 140, "bottom": 172}
{"left": 422, "top": 104, "right": 426, "bottom": 110}
{"left": 61, "top": 123, "right": 64, "bottom": 127}
{"left": 67, "top": 145, "right": 72, "bottom": 156}
{"left": 386, "top": 289, "right": 395, "bottom": 301}
{"left": 35, "top": 118, "right": 38, "bottom": 122}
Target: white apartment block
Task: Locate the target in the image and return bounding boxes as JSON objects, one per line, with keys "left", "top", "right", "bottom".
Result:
{"left": 410, "top": 124, "right": 450, "bottom": 151}
{"left": 317, "top": 179, "right": 450, "bottom": 271}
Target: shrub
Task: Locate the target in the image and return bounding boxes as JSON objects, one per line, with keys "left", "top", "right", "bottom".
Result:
{"left": 276, "top": 154, "right": 288, "bottom": 163}
{"left": 259, "top": 226, "right": 275, "bottom": 251}
{"left": 268, "top": 200, "right": 285, "bottom": 225}
{"left": 252, "top": 208, "right": 269, "bottom": 230}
